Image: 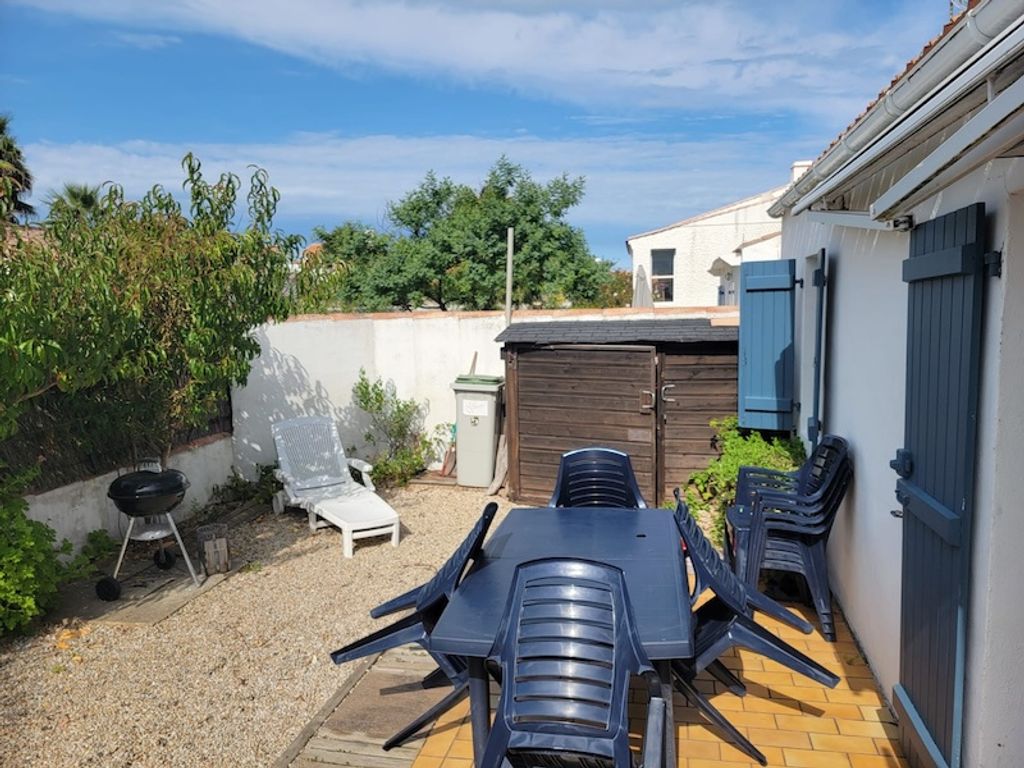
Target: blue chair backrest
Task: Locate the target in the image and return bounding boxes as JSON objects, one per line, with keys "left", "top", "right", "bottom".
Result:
{"left": 672, "top": 491, "right": 749, "bottom": 616}
{"left": 548, "top": 447, "right": 648, "bottom": 508}
{"left": 416, "top": 502, "right": 499, "bottom": 613}
{"left": 797, "top": 435, "right": 849, "bottom": 497}
{"left": 488, "top": 558, "right": 652, "bottom": 761}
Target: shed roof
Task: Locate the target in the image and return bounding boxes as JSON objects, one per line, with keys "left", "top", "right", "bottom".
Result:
{"left": 495, "top": 318, "right": 737, "bottom": 345}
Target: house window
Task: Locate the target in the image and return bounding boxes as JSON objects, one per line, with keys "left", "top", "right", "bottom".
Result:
{"left": 651, "top": 249, "right": 674, "bottom": 302}
{"left": 719, "top": 269, "right": 737, "bottom": 306}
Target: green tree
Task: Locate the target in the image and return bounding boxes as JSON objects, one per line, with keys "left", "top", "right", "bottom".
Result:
{"left": 0, "top": 115, "right": 35, "bottom": 221}
{"left": 294, "top": 224, "right": 394, "bottom": 312}
{"left": 589, "top": 268, "right": 633, "bottom": 308}
{"left": 45, "top": 182, "right": 103, "bottom": 221}
{"left": 0, "top": 153, "right": 299, "bottom": 631}
{"left": 308, "top": 157, "right": 613, "bottom": 311}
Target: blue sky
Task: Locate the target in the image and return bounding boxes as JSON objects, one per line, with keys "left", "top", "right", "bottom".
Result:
{"left": 1, "top": 0, "right": 950, "bottom": 266}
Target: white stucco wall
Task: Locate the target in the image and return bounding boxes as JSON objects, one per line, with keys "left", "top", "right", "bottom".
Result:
{"left": 953, "top": 185, "right": 1022, "bottom": 768}
{"left": 230, "top": 306, "right": 737, "bottom": 479}
{"left": 784, "top": 159, "right": 1024, "bottom": 766}
{"left": 629, "top": 188, "right": 784, "bottom": 307}
{"left": 783, "top": 214, "right": 909, "bottom": 696}
{"left": 24, "top": 434, "right": 234, "bottom": 552}
{"left": 737, "top": 236, "right": 781, "bottom": 263}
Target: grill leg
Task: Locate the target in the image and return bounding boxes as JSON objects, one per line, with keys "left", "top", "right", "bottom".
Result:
{"left": 166, "top": 514, "right": 201, "bottom": 587}
{"left": 112, "top": 517, "right": 136, "bottom": 580}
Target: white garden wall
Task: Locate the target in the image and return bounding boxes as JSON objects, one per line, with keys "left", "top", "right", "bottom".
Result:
{"left": 24, "top": 434, "right": 234, "bottom": 552}
{"left": 230, "top": 306, "right": 737, "bottom": 479}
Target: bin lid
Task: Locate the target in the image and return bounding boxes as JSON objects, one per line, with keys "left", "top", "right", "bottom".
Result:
{"left": 454, "top": 374, "right": 504, "bottom": 385}
{"left": 452, "top": 374, "right": 504, "bottom": 393}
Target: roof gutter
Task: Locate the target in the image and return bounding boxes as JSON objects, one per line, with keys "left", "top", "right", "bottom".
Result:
{"left": 793, "top": 12, "right": 1024, "bottom": 218}
{"left": 768, "top": 0, "right": 1024, "bottom": 218}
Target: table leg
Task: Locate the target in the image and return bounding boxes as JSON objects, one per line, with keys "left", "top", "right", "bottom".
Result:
{"left": 656, "top": 660, "right": 676, "bottom": 768}
{"left": 467, "top": 657, "right": 491, "bottom": 765}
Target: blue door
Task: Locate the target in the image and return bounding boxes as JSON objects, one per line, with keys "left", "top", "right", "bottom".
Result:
{"left": 891, "top": 203, "right": 987, "bottom": 768}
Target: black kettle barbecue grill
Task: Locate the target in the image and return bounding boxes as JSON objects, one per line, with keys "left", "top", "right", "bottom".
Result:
{"left": 96, "top": 467, "right": 201, "bottom": 601}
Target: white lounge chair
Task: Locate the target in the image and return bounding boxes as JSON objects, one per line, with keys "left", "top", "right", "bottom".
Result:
{"left": 271, "top": 416, "right": 401, "bottom": 558}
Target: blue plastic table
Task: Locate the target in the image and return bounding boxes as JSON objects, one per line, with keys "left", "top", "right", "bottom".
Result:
{"left": 429, "top": 506, "right": 693, "bottom": 765}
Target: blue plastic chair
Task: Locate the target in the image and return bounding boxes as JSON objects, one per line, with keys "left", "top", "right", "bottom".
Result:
{"left": 330, "top": 502, "right": 499, "bottom": 750}
{"left": 479, "top": 558, "right": 665, "bottom": 768}
{"left": 548, "top": 447, "right": 648, "bottom": 508}
{"left": 734, "top": 434, "right": 849, "bottom": 508}
{"left": 671, "top": 491, "right": 840, "bottom": 765}
{"left": 726, "top": 436, "right": 853, "bottom": 640}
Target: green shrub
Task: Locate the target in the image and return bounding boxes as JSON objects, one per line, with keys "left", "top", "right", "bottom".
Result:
{"left": 0, "top": 470, "right": 68, "bottom": 633}
{"left": 683, "top": 416, "right": 805, "bottom": 546}
{"left": 210, "top": 464, "right": 280, "bottom": 507}
{"left": 60, "top": 529, "right": 119, "bottom": 583}
{"left": 352, "top": 370, "right": 439, "bottom": 487}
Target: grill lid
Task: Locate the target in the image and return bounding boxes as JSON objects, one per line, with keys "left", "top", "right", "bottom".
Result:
{"left": 108, "top": 469, "right": 190, "bottom": 501}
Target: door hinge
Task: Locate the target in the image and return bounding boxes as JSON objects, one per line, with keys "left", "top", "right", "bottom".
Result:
{"left": 890, "top": 449, "right": 914, "bottom": 479}
{"left": 985, "top": 250, "right": 1002, "bottom": 278}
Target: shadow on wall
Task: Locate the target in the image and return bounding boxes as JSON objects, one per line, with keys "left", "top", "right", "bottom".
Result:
{"left": 232, "top": 327, "right": 370, "bottom": 480}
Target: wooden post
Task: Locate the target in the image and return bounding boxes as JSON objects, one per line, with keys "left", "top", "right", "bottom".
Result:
{"left": 505, "top": 227, "right": 514, "bottom": 326}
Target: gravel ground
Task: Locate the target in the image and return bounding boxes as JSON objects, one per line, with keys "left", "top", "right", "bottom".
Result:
{"left": 0, "top": 484, "right": 512, "bottom": 768}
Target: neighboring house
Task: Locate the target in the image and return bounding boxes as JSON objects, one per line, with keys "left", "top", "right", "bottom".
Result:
{"left": 627, "top": 171, "right": 806, "bottom": 307}
{"left": 708, "top": 229, "right": 782, "bottom": 305}
{"left": 747, "top": 2, "right": 1024, "bottom": 766}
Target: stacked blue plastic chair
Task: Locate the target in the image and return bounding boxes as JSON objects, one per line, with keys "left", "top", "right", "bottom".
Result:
{"left": 479, "top": 558, "right": 664, "bottom": 768}
{"left": 671, "top": 491, "right": 840, "bottom": 765}
{"left": 548, "top": 447, "right": 648, "bottom": 508}
{"left": 725, "top": 435, "right": 853, "bottom": 640}
{"left": 330, "top": 502, "right": 498, "bottom": 750}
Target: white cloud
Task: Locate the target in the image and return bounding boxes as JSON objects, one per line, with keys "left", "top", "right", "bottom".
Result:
{"left": 24, "top": 131, "right": 820, "bottom": 241}
{"left": 13, "top": 0, "right": 946, "bottom": 120}
{"left": 114, "top": 32, "right": 182, "bottom": 50}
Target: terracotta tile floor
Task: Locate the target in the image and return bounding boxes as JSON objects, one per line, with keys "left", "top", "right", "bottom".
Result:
{"left": 408, "top": 603, "right": 907, "bottom": 768}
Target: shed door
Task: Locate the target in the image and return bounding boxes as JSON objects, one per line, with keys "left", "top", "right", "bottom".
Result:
{"left": 509, "top": 345, "right": 658, "bottom": 503}
{"left": 892, "top": 203, "right": 986, "bottom": 768}
{"left": 659, "top": 349, "right": 737, "bottom": 500}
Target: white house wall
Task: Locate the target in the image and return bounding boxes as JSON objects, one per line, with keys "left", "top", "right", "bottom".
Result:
{"left": 784, "top": 159, "right": 1024, "bottom": 766}
{"left": 738, "top": 237, "right": 781, "bottom": 263}
{"left": 630, "top": 191, "right": 782, "bottom": 307}
{"left": 783, "top": 214, "right": 909, "bottom": 698}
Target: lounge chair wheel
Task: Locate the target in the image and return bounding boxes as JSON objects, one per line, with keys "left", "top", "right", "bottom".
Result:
{"left": 95, "top": 576, "right": 122, "bottom": 602}
{"left": 154, "top": 548, "right": 176, "bottom": 570}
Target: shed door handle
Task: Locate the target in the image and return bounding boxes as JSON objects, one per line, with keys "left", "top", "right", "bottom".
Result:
{"left": 661, "top": 384, "right": 676, "bottom": 403}
{"left": 639, "top": 390, "right": 656, "bottom": 412}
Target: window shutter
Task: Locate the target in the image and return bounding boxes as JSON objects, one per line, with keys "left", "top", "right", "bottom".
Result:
{"left": 738, "top": 259, "right": 796, "bottom": 431}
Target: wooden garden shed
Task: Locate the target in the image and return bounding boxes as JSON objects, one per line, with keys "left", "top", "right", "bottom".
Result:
{"left": 497, "top": 318, "right": 738, "bottom": 504}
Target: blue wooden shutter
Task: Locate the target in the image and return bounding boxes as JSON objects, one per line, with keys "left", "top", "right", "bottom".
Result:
{"left": 738, "top": 259, "right": 796, "bottom": 431}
